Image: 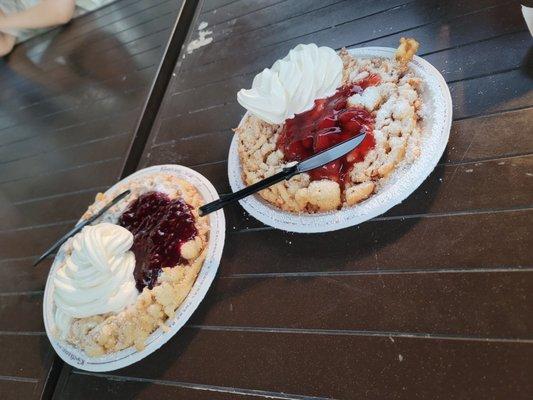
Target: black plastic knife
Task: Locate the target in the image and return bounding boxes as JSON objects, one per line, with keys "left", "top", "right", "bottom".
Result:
{"left": 33, "top": 190, "right": 131, "bottom": 267}
{"left": 199, "top": 132, "right": 366, "bottom": 216}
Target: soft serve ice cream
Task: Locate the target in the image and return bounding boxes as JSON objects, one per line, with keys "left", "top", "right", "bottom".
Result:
{"left": 53, "top": 223, "right": 138, "bottom": 338}
{"left": 234, "top": 38, "right": 424, "bottom": 213}
{"left": 45, "top": 173, "right": 210, "bottom": 357}
{"left": 237, "top": 43, "right": 343, "bottom": 124}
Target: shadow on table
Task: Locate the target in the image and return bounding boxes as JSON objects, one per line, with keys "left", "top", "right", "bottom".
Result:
{"left": 103, "top": 153, "right": 447, "bottom": 393}
{"left": 521, "top": 45, "right": 533, "bottom": 78}
{"left": 1, "top": 27, "right": 143, "bottom": 120}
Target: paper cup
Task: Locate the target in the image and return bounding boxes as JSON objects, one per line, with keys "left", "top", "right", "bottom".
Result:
{"left": 43, "top": 165, "right": 225, "bottom": 371}
{"left": 228, "top": 47, "right": 452, "bottom": 233}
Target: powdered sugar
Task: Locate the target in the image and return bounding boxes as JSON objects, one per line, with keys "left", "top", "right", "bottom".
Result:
{"left": 228, "top": 47, "right": 452, "bottom": 233}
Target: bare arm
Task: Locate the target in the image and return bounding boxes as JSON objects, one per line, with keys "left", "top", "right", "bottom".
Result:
{"left": 0, "top": 0, "right": 75, "bottom": 30}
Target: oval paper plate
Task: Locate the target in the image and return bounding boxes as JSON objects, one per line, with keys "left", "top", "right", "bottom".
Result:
{"left": 43, "top": 165, "right": 225, "bottom": 371}
{"left": 228, "top": 47, "right": 452, "bottom": 233}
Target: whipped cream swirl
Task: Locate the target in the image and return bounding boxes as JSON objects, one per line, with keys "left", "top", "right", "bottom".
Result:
{"left": 237, "top": 43, "right": 343, "bottom": 124}
{"left": 53, "top": 223, "right": 138, "bottom": 338}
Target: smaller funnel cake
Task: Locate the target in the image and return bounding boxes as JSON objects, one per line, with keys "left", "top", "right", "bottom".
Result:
{"left": 236, "top": 38, "right": 423, "bottom": 212}
{"left": 51, "top": 173, "right": 209, "bottom": 356}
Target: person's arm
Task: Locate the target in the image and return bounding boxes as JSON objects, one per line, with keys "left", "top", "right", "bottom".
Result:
{"left": 0, "top": 0, "right": 75, "bottom": 30}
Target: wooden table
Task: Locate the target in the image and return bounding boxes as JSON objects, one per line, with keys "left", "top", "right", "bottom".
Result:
{"left": 1, "top": 0, "right": 532, "bottom": 399}
{"left": 0, "top": 0, "right": 181, "bottom": 398}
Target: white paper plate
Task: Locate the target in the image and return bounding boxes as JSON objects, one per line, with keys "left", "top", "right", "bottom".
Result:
{"left": 43, "top": 165, "right": 225, "bottom": 371}
{"left": 228, "top": 47, "right": 452, "bottom": 233}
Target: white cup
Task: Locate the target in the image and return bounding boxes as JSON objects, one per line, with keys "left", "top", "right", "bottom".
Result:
{"left": 523, "top": 5, "right": 533, "bottom": 36}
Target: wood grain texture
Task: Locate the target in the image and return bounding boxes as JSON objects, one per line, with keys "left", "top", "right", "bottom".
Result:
{"left": 220, "top": 210, "right": 533, "bottom": 275}
{"left": 0, "top": 189, "right": 101, "bottom": 229}
{"left": 104, "top": 328, "right": 533, "bottom": 399}
{"left": 32, "top": 0, "right": 533, "bottom": 398}
{"left": 0, "top": 0, "right": 180, "bottom": 399}
{"left": 0, "top": 108, "right": 139, "bottom": 162}
{"left": 0, "top": 258, "right": 50, "bottom": 293}
{"left": 125, "top": 3, "right": 533, "bottom": 398}
{"left": 0, "top": 158, "right": 123, "bottom": 203}
{"left": 183, "top": 0, "right": 408, "bottom": 67}
{"left": 174, "top": 0, "right": 521, "bottom": 90}
{"left": 190, "top": 270, "right": 533, "bottom": 339}
{"left": 54, "top": 371, "right": 269, "bottom": 400}
{"left": 200, "top": 0, "right": 344, "bottom": 45}
{"left": 0, "top": 292, "right": 44, "bottom": 332}
{"left": 167, "top": 28, "right": 530, "bottom": 118}
{"left": 142, "top": 138, "right": 533, "bottom": 232}
{"left": 0, "top": 380, "right": 39, "bottom": 400}
{"left": 0, "top": 335, "right": 54, "bottom": 379}
{"left": 197, "top": 0, "right": 284, "bottom": 27}
{"left": 0, "top": 135, "right": 130, "bottom": 183}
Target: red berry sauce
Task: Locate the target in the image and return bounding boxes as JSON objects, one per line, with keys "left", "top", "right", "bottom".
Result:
{"left": 277, "top": 74, "right": 380, "bottom": 183}
{"left": 118, "top": 192, "right": 198, "bottom": 291}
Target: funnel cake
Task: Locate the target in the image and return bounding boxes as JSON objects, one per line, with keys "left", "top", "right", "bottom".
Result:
{"left": 52, "top": 173, "right": 209, "bottom": 356}
{"left": 236, "top": 38, "right": 423, "bottom": 212}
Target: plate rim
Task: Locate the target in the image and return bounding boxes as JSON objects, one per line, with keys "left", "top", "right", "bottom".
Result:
{"left": 227, "top": 46, "right": 452, "bottom": 233}
{"left": 43, "top": 164, "right": 225, "bottom": 371}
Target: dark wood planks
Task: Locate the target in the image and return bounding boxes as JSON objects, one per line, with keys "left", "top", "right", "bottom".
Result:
{"left": 55, "top": 371, "right": 261, "bottom": 400}
{"left": 0, "top": 1, "right": 175, "bottom": 85}
{"left": 54, "top": 0, "right": 533, "bottom": 399}
{"left": 0, "top": 335, "right": 54, "bottom": 379}
{"left": 184, "top": 0, "right": 408, "bottom": 67}
{"left": 174, "top": 0, "right": 521, "bottom": 90}
{"left": 444, "top": 107, "right": 532, "bottom": 162}
{"left": 141, "top": 112, "right": 533, "bottom": 233}
{"left": 198, "top": 0, "right": 284, "bottom": 27}
{"left": 189, "top": 270, "right": 533, "bottom": 339}
{"left": 0, "top": 293, "right": 44, "bottom": 332}
{"left": 0, "top": 107, "right": 140, "bottom": 152}
{"left": 151, "top": 27, "right": 530, "bottom": 148}
{"left": 0, "top": 158, "right": 123, "bottom": 203}
{"left": 0, "top": 189, "right": 102, "bottom": 229}
{"left": 383, "top": 155, "right": 533, "bottom": 217}
{"left": 0, "top": 0, "right": 181, "bottom": 399}
{"left": 1, "top": 380, "right": 40, "bottom": 400}
{"left": 169, "top": 27, "right": 531, "bottom": 114}
{"left": 200, "top": 0, "right": 344, "bottom": 45}
{"left": 0, "top": 67, "right": 155, "bottom": 121}
{"left": 0, "top": 334, "right": 56, "bottom": 400}
{"left": 0, "top": 134, "right": 130, "bottom": 183}
{"left": 0, "top": 258, "right": 50, "bottom": 293}
{"left": 218, "top": 210, "right": 533, "bottom": 275}
{"left": 92, "top": 329, "right": 533, "bottom": 399}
